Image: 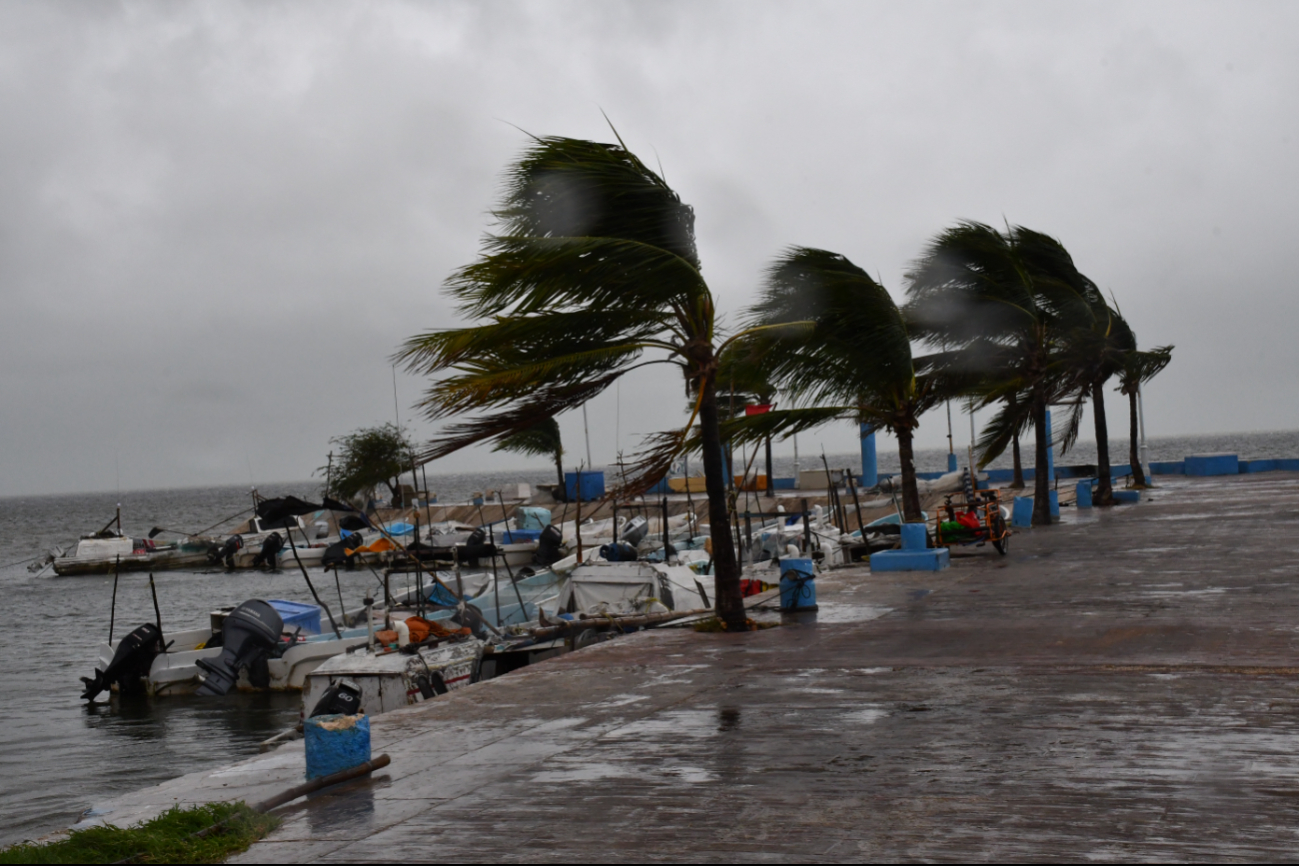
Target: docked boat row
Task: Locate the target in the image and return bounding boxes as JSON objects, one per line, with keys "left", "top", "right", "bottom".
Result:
{"left": 73, "top": 481, "right": 966, "bottom": 730}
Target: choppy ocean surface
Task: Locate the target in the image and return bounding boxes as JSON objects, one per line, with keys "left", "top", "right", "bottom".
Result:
{"left": 0, "top": 430, "right": 1293, "bottom": 843}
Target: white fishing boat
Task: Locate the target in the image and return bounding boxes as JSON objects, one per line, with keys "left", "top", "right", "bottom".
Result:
{"left": 302, "top": 634, "right": 485, "bottom": 718}
{"left": 49, "top": 532, "right": 216, "bottom": 576}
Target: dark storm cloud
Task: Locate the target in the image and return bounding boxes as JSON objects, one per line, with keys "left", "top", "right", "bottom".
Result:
{"left": 1, "top": 1, "right": 1296, "bottom": 494}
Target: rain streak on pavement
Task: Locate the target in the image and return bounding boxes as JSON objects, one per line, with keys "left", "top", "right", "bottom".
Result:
{"left": 93, "top": 473, "right": 1299, "bottom": 861}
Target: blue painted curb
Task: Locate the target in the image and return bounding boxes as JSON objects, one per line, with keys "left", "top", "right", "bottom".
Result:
{"left": 870, "top": 548, "right": 950, "bottom": 572}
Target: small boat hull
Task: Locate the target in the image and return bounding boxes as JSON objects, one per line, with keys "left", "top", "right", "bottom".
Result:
{"left": 303, "top": 638, "right": 484, "bottom": 717}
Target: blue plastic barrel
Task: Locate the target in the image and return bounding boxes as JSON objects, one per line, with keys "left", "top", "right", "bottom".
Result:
{"left": 304, "top": 713, "right": 371, "bottom": 780}
{"left": 779, "top": 558, "right": 818, "bottom": 612}
{"left": 1011, "top": 496, "right": 1033, "bottom": 528}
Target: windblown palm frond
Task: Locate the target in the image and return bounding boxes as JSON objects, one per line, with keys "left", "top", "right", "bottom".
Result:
{"left": 394, "top": 136, "right": 712, "bottom": 489}
{"left": 730, "top": 247, "right": 961, "bottom": 519}
{"left": 1119, "top": 345, "right": 1174, "bottom": 394}
{"left": 395, "top": 133, "right": 753, "bottom": 629}
{"left": 904, "top": 222, "right": 1098, "bottom": 524}
{"left": 492, "top": 417, "right": 563, "bottom": 460}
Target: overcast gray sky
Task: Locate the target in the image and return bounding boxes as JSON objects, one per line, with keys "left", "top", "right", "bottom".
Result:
{"left": 1, "top": 0, "right": 1295, "bottom": 496}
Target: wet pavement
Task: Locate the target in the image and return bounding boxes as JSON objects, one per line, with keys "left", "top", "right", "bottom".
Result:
{"left": 85, "top": 473, "right": 1299, "bottom": 861}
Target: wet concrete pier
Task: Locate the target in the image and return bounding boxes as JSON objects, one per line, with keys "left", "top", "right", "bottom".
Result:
{"left": 87, "top": 473, "right": 1299, "bottom": 861}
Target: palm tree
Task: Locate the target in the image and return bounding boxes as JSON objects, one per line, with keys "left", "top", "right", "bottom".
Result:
{"left": 493, "top": 417, "right": 565, "bottom": 491}
{"left": 905, "top": 222, "right": 1094, "bottom": 526}
{"left": 1118, "top": 344, "right": 1173, "bottom": 488}
{"left": 726, "top": 247, "right": 956, "bottom": 522}
{"left": 1053, "top": 290, "right": 1136, "bottom": 506}
{"left": 395, "top": 134, "right": 759, "bottom": 630}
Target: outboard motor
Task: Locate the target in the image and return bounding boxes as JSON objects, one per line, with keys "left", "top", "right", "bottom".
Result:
{"left": 599, "top": 542, "right": 639, "bottom": 562}
{"left": 309, "top": 678, "right": 363, "bottom": 718}
{"left": 195, "top": 600, "right": 283, "bottom": 696}
{"left": 250, "top": 532, "right": 283, "bottom": 569}
{"left": 321, "top": 532, "right": 363, "bottom": 570}
{"left": 461, "top": 527, "right": 496, "bottom": 564}
{"left": 621, "top": 515, "right": 649, "bottom": 547}
{"left": 210, "top": 534, "right": 243, "bottom": 568}
{"left": 80, "top": 623, "right": 164, "bottom": 701}
{"left": 451, "top": 603, "right": 488, "bottom": 639}
{"left": 534, "top": 524, "right": 564, "bottom": 566}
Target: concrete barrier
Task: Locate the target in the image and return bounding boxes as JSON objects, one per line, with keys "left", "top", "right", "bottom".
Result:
{"left": 1185, "top": 454, "right": 1239, "bottom": 477}
{"left": 1076, "top": 481, "right": 1093, "bottom": 508}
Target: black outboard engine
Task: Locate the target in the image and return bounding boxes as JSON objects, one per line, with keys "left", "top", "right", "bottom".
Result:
{"left": 195, "top": 600, "right": 283, "bottom": 696}
{"left": 322, "top": 532, "right": 363, "bottom": 570}
{"left": 534, "top": 524, "right": 564, "bottom": 566}
{"left": 210, "top": 534, "right": 243, "bottom": 568}
{"left": 309, "top": 679, "right": 363, "bottom": 718}
{"left": 80, "top": 623, "right": 164, "bottom": 701}
{"left": 599, "top": 542, "right": 639, "bottom": 562}
{"left": 461, "top": 527, "right": 496, "bottom": 564}
{"left": 251, "top": 532, "right": 283, "bottom": 569}
{"left": 451, "top": 603, "right": 488, "bottom": 639}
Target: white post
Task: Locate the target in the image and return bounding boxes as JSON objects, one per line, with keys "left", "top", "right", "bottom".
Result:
{"left": 1138, "top": 385, "right": 1150, "bottom": 482}
{"left": 793, "top": 433, "right": 800, "bottom": 488}
{"left": 967, "top": 399, "right": 977, "bottom": 484}
{"left": 582, "top": 404, "right": 593, "bottom": 469}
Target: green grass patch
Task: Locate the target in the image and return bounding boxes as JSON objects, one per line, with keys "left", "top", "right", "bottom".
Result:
{"left": 1, "top": 802, "right": 280, "bottom": 864}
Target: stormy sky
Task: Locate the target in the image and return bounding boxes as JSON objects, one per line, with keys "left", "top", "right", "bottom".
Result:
{"left": 1, "top": 1, "right": 1295, "bottom": 496}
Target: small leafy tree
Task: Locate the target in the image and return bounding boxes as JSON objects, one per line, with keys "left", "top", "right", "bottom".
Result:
{"left": 320, "top": 423, "right": 413, "bottom": 502}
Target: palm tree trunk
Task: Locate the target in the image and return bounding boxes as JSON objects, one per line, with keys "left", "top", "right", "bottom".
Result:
{"left": 1092, "top": 381, "right": 1114, "bottom": 505}
{"left": 1129, "top": 389, "right": 1147, "bottom": 488}
{"left": 1031, "top": 386, "right": 1052, "bottom": 526}
{"left": 897, "top": 425, "right": 923, "bottom": 523}
{"left": 698, "top": 378, "right": 744, "bottom": 630}
{"left": 554, "top": 451, "right": 565, "bottom": 493}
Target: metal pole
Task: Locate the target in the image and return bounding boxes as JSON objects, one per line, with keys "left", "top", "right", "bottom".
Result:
{"left": 846, "top": 468, "right": 865, "bottom": 535}
{"left": 148, "top": 572, "right": 162, "bottom": 635}
{"left": 285, "top": 529, "right": 342, "bottom": 639}
{"left": 413, "top": 514, "right": 424, "bottom": 619}
{"left": 109, "top": 556, "right": 120, "bottom": 643}
{"left": 490, "top": 528, "right": 501, "bottom": 628}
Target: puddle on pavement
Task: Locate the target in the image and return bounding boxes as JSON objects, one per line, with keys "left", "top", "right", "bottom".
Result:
{"left": 811, "top": 602, "right": 894, "bottom": 624}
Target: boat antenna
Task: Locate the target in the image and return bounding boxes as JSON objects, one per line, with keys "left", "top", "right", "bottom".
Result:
{"left": 392, "top": 364, "right": 401, "bottom": 428}
{"left": 582, "top": 404, "right": 593, "bottom": 469}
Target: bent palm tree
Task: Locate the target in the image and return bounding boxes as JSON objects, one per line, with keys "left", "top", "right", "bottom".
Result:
{"left": 727, "top": 247, "right": 955, "bottom": 522}
{"left": 1119, "top": 344, "right": 1173, "bottom": 488}
{"left": 395, "top": 135, "right": 750, "bottom": 629}
{"left": 906, "top": 222, "right": 1094, "bottom": 526}
{"left": 1055, "top": 291, "right": 1136, "bottom": 506}
{"left": 493, "top": 417, "right": 565, "bottom": 490}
